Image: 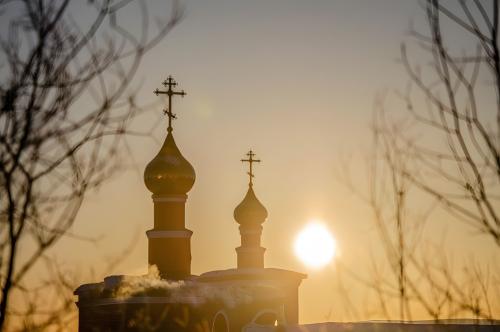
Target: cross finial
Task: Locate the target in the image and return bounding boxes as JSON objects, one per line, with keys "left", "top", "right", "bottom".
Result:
{"left": 241, "top": 150, "right": 261, "bottom": 187}
{"left": 154, "top": 75, "right": 187, "bottom": 132}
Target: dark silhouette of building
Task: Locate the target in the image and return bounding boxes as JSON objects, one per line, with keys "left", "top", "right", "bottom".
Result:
{"left": 74, "top": 76, "right": 306, "bottom": 332}
{"left": 288, "top": 321, "right": 500, "bottom": 332}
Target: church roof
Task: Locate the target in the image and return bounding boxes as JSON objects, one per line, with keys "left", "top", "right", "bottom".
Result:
{"left": 196, "top": 268, "right": 307, "bottom": 283}
{"left": 234, "top": 186, "right": 268, "bottom": 225}
{"left": 144, "top": 131, "right": 195, "bottom": 195}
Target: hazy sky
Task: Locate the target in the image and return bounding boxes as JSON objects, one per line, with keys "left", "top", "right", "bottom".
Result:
{"left": 41, "top": 0, "right": 499, "bottom": 323}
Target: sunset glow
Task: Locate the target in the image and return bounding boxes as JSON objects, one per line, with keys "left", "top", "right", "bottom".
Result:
{"left": 2, "top": 1, "right": 498, "bottom": 329}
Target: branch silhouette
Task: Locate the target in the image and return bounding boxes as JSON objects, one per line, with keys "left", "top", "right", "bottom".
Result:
{"left": 338, "top": 0, "right": 500, "bottom": 322}
{"left": 0, "top": 1, "right": 183, "bottom": 330}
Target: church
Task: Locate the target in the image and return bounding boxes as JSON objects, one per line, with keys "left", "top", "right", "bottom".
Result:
{"left": 73, "top": 77, "right": 499, "bottom": 332}
{"left": 74, "top": 76, "right": 307, "bottom": 332}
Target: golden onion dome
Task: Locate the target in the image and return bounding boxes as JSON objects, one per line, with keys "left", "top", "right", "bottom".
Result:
{"left": 233, "top": 186, "right": 268, "bottom": 225}
{"left": 144, "top": 131, "right": 195, "bottom": 195}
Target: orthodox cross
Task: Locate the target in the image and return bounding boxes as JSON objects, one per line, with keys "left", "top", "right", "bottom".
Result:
{"left": 241, "top": 150, "right": 261, "bottom": 186}
{"left": 154, "top": 75, "right": 186, "bottom": 132}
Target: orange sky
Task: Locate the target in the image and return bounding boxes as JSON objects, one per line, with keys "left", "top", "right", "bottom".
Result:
{"left": 36, "top": 0, "right": 500, "bottom": 323}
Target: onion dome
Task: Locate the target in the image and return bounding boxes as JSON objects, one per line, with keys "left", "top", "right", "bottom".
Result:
{"left": 233, "top": 186, "right": 268, "bottom": 225}
{"left": 144, "top": 131, "right": 195, "bottom": 195}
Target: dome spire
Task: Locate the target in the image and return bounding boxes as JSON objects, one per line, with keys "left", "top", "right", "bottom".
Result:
{"left": 144, "top": 76, "right": 195, "bottom": 280}
{"left": 154, "top": 75, "right": 186, "bottom": 133}
{"left": 241, "top": 150, "right": 260, "bottom": 187}
{"left": 234, "top": 150, "right": 268, "bottom": 269}
{"left": 145, "top": 76, "right": 195, "bottom": 195}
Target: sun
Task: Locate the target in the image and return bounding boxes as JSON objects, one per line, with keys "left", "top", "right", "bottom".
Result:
{"left": 294, "top": 222, "right": 336, "bottom": 268}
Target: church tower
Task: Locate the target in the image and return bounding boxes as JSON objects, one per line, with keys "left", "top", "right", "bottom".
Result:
{"left": 74, "top": 78, "right": 306, "bottom": 332}
{"left": 144, "top": 76, "right": 195, "bottom": 280}
{"left": 234, "top": 150, "right": 267, "bottom": 268}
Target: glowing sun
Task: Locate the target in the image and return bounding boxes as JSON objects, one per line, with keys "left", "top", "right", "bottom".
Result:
{"left": 294, "top": 222, "right": 336, "bottom": 268}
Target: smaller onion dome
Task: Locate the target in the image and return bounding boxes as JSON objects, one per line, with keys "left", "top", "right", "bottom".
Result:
{"left": 144, "top": 132, "right": 195, "bottom": 195}
{"left": 234, "top": 186, "right": 268, "bottom": 225}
